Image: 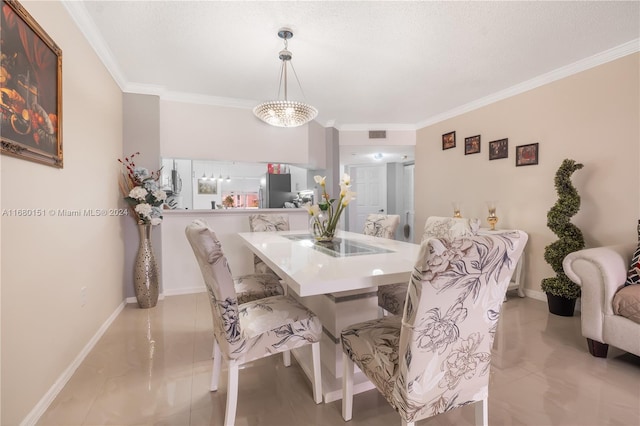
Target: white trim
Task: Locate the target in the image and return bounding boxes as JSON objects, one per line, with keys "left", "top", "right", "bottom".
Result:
{"left": 61, "top": 1, "right": 127, "bottom": 91}
{"left": 20, "top": 301, "right": 127, "bottom": 426}
{"left": 125, "top": 294, "right": 166, "bottom": 305}
{"left": 161, "top": 287, "right": 206, "bottom": 297}
{"left": 64, "top": 0, "right": 639, "bottom": 130}
{"left": 415, "top": 39, "right": 640, "bottom": 129}
{"left": 522, "top": 288, "right": 582, "bottom": 312}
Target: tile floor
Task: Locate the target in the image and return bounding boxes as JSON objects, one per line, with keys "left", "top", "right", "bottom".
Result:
{"left": 38, "top": 292, "right": 640, "bottom": 426}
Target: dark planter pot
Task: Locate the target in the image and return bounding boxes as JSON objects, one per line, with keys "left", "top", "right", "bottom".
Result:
{"left": 546, "top": 293, "right": 576, "bottom": 317}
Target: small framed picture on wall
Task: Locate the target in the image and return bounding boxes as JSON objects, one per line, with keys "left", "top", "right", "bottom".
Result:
{"left": 515, "top": 143, "right": 539, "bottom": 166}
{"left": 489, "top": 138, "right": 508, "bottom": 160}
{"left": 197, "top": 178, "right": 217, "bottom": 194}
{"left": 464, "top": 135, "right": 481, "bottom": 155}
{"left": 442, "top": 131, "right": 456, "bottom": 150}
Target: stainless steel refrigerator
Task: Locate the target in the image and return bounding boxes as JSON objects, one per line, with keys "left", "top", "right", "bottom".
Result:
{"left": 260, "top": 173, "right": 295, "bottom": 208}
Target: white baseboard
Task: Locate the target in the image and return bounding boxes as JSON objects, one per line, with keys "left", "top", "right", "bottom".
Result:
{"left": 162, "top": 286, "right": 206, "bottom": 297}
{"left": 20, "top": 301, "right": 126, "bottom": 426}
{"left": 522, "top": 288, "right": 581, "bottom": 312}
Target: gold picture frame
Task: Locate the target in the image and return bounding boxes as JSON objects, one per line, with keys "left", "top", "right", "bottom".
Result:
{"left": 1, "top": 0, "right": 63, "bottom": 167}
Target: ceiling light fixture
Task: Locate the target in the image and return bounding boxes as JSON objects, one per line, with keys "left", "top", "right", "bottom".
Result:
{"left": 218, "top": 173, "right": 223, "bottom": 182}
{"left": 253, "top": 28, "right": 318, "bottom": 128}
{"left": 373, "top": 153, "right": 384, "bottom": 160}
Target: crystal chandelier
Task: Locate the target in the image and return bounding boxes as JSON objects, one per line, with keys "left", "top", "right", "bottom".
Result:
{"left": 253, "top": 28, "right": 318, "bottom": 128}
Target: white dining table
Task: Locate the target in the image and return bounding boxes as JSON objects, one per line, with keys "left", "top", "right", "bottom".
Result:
{"left": 237, "top": 229, "right": 422, "bottom": 402}
{"left": 237, "top": 229, "right": 422, "bottom": 297}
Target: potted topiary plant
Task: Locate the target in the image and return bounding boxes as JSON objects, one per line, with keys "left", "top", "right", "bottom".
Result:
{"left": 541, "top": 158, "right": 585, "bottom": 316}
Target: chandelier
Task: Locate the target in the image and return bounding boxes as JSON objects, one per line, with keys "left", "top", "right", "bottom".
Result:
{"left": 253, "top": 28, "right": 318, "bottom": 128}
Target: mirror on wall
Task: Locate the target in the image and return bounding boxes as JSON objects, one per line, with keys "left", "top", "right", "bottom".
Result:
{"left": 160, "top": 158, "right": 313, "bottom": 210}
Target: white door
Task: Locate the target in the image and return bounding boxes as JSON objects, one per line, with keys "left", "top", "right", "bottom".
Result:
{"left": 348, "top": 165, "right": 387, "bottom": 233}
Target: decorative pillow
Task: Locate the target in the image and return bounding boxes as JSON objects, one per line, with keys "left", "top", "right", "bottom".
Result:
{"left": 625, "top": 220, "right": 640, "bottom": 286}
{"left": 613, "top": 284, "right": 640, "bottom": 324}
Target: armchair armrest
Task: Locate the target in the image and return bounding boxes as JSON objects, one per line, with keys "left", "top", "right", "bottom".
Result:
{"left": 563, "top": 244, "right": 635, "bottom": 342}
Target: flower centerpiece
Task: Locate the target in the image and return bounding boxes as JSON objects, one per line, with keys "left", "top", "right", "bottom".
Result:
{"left": 305, "top": 173, "right": 356, "bottom": 242}
{"left": 118, "top": 152, "right": 167, "bottom": 225}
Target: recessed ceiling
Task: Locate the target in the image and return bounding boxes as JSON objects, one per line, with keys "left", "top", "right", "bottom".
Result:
{"left": 66, "top": 1, "right": 639, "bottom": 130}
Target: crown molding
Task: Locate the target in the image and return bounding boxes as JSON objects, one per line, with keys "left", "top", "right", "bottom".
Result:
{"left": 62, "top": 1, "right": 127, "bottom": 91}
{"left": 415, "top": 38, "right": 640, "bottom": 129}
{"left": 336, "top": 123, "right": 418, "bottom": 132}
{"left": 65, "top": 3, "right": 638, "bottom": 131}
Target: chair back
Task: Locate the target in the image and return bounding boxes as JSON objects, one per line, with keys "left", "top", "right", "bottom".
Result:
{"left": 363, "top": 214, "right": 400, "bottom": 239}
{"left": 422, "top": 216, "right": 480, "bottom": 242}
{"left": 185, "top": 220, "right": 244, "bottom": 358}
{"left": 249, "top": 214, "right": 290, "bottom": 232}
{"left": 395, "top": 231, "right": 527, "bottom": 421}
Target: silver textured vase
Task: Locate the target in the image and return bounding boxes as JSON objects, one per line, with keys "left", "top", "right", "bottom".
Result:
{"left": 134, "top": 224, "right": 159, "bottom": 308}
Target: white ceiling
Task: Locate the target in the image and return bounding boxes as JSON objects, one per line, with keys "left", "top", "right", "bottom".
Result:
{"left": 64, "top": 1, "right": 639, "bottom": 166}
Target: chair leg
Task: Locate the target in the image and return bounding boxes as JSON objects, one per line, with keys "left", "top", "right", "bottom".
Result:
{"left": 342, "top": 352, "right": 354, "bottom": 421}
{"left": 401, "top": 420, "right": 415, "bottom": 426}
{"left": 224, "top": 361, "right": 239, "bottom": 426}
{"left": 311, "top": 342, "right": 323, "bottom": 404}
{"left": 475, "top": 397, "right": 488, "bottom": 426}
{"left": 283, "top": 350, "right": 291, "bottom": 367}
{"left": 211, "top": 339, "right": 222, "bottom": 391}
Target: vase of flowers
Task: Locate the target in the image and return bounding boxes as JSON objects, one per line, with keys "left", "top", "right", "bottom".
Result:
{"left": 305, "top": 174, "right": 356, "bottom": 243}
{"left": 118, "top": 152, "right": 167, "bottom": 309}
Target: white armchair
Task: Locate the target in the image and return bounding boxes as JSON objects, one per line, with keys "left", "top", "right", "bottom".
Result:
{"left": 563, "top": 244, "right": 640, "bottom": 358}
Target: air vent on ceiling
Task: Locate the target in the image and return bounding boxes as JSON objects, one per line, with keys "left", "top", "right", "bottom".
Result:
{"left": 368, "top": 130, "right": 387, "bottom": 139}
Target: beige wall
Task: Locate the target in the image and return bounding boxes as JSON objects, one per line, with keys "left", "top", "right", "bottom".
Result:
{"left": 0, "top": 1, "right": 125, "bottom": 424}
{"left": 415, "top": 53, "right": 640, "bottom": 298}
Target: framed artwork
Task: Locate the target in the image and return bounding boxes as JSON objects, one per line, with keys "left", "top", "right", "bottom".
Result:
{"left": 516, "top": 143, "right": 539, "bottom": 166}
{"left": 464, "top": 135, "right": 481, "bottom": 155}
{"left": 442, "top": 131, "right": 456, "bottom": 150}
{"left": 489, "top": 138, "right": 508, "bottom": 160}
{"left": 0, "top": 0, "right": 63, "bottom": 167}
{"left": 197, "top": 178, "right": 217, "bottom": 194}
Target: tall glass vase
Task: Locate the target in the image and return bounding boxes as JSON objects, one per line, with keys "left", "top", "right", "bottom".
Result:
{"left": 135, "top": 224, "right": 159, "bottom": 308}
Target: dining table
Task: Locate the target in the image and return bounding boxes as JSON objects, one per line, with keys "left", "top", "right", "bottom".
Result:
{"left": 237, "top": 229, "right": 422, "bottom": 402}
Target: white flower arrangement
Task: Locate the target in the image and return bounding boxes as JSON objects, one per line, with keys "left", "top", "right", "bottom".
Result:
{"left": 305, "top": 173, "right": 356, "bottom": 241}
{"left": 118, "top": 152, "right": 167, "bottom": 225}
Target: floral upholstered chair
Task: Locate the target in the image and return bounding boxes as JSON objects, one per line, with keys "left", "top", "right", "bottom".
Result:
{"left": 363, "top": 214, "right": 401, "bottom": 239}
{"left": 377, "top": 216, "right": 480, "bottom": 316}
{"left": 342, "top": 231, "right": 528, "bottom": 426}
{"left": 248, "top": 214, "right": 290, "bottom": 276}
{"left": 186, "top": 220, "right": 322, "bottom": 426}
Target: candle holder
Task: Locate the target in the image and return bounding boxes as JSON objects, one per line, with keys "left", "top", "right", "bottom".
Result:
{"left": 452, "top": 202, "right": 462, "bottom": 218}
{"left": 487, "top": 202, "right": 498, "bottom": 230}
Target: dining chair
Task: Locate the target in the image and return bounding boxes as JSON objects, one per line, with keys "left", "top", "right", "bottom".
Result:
{"left": 363, "top": 213, "right": 401, "bottom": 239}
{"left": 342, "top": 231, "right": 528, "bottom": 426}
{"left": 186, "top": 220, "right": 323, "bottom": 426}
{"left": 248, "top": 213, "right": 290, "bottom": 276}
{"left": 377, "top": 216, "right": 480, "bottom": 316}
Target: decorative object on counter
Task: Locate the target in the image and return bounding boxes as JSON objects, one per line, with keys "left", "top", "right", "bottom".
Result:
{"left": 452, "top": 201, "right": 462, "bottom": 218}
{"left": 253, "top": 28, "right": 318, "bottom": 128}
{"left": 442, "top": 131, "right": 456, "bottom": 150}
{"left": 516, "top": 142, "right": 539, "bottom": 166}
{"left": 541, "top": 159, "right": 584, "bottom": 316}
{"left": 486, "top": 201, "right": 498, "bottom": 230}
{"left": 305, "top": 174, "right": 356, "bottom": 243}
{"left": 118, "top": 152, "right": 167, "bottom": 309}
{"left": 222, "top": 195, "right": 235, "bottom": 208}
